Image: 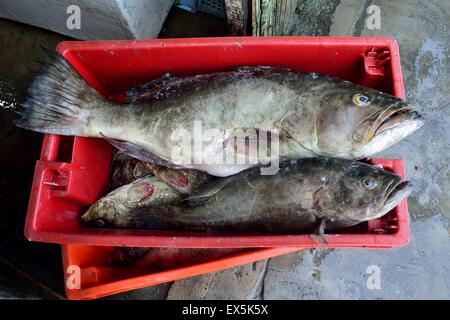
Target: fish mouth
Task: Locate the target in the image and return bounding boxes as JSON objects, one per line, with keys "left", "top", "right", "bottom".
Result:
{"left": 354, "top": 105, "right": 424, "bottom": 142}
{"left": 354, "top": 105, "right": 424, "bottom": 157}
{"left": 80, "top": 208, "right": 110, "bottom": 228}
{"left": 81, "top": 214, "right": 111, "bottom": 228}
{"left": 373, "top": 107, "right": 424, "bottom": 137}
{"left": 378, "top": 180, "right": 412, "bottom": 218}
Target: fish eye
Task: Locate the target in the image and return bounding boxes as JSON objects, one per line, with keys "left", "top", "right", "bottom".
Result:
{"left": 361, "top": 177, "right": 377, "bottom": 189}
{"left": 94, "top": 219, "right": 106, "bottom": 227}
{"left": 353, "top": 93, "right": 371, "bottom": 107}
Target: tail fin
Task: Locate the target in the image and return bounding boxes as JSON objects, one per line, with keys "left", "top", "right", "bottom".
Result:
{"left": 13, "top": 50, "right": 103, "bottom": 136}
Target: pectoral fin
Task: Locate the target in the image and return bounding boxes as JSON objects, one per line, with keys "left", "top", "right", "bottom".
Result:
{"left": 100, "top": 133, "right": 182, "bottom": 169}
{"left": 183, "top": 178, "right": 232, "bottom": 207}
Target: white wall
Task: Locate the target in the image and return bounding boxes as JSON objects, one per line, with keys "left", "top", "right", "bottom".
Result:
{"left": 0, "top": 0, "right": 173, "bottom": 40}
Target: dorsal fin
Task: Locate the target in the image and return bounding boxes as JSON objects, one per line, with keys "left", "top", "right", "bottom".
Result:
{"left": 124, "top": 72, "right": 220, "bottom": 104}
{"left": 123, "top": 66, "right": 294, "bottom": 104}
{"left": 231, "top": 66, "right": 293, "bottom": 75}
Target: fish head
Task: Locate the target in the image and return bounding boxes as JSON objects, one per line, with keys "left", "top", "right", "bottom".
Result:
{"left": 322, "top": 160, "right": 412, "bottom": 228}
{"left": 81, "top": 189, "right": 126, "bottom": 228}
{"left": 313, "top": 83, "right": 424, "bottom": 158}
{"left": 81, "top": 178, "right": 156, "bottom": 228}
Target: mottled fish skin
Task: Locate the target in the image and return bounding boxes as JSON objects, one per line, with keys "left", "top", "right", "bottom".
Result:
{"left": 131, "top": 158, "right": 410, "bottom": 234}
{"left": 14, "top": 55, "right": 423, "bottom": 177}
{"left": 81, "top": 176, "right": 183, "bottom": 228}
{"left": 91, "top": 69, "right": 422, "bottom": 177}
{"left": 110, "top": 150, "right": 153, "bottom": 190}
{"left": 86, "top": 150, "right": 213, "bottom": 228}
{"left": 143, "top": 162, "right": 214, "bottom": 194}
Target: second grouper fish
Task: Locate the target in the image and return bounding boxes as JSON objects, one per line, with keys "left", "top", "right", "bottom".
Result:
{"left": 130, "top": 158, "right": 412, "bottom": 234}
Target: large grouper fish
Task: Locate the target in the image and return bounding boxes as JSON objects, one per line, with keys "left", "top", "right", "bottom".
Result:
{"left": 14, "top": 53, "right": 423, "bottom": 176}
{"left": 129, "top": 158, "right": 411, "bottom": 235}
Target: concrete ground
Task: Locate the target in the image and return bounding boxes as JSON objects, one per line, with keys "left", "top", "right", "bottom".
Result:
{"left": 0, "top": 1, "right": 449, "bottom": 299}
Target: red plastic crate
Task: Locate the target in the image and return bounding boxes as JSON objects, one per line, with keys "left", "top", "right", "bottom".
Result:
{"left": 62, "top": 245, "right": 301, "bottom": 300}
{"left": 24, "top": 37, "right": 410, "bottom": 248}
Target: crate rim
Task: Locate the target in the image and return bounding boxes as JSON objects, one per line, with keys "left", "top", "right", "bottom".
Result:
{"left": 24, "top": 36, "right": 409, "bottom": 249}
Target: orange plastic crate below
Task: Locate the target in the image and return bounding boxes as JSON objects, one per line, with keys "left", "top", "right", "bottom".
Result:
{"left": 62, "top": 245, "right": 301, "bottom": 300}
